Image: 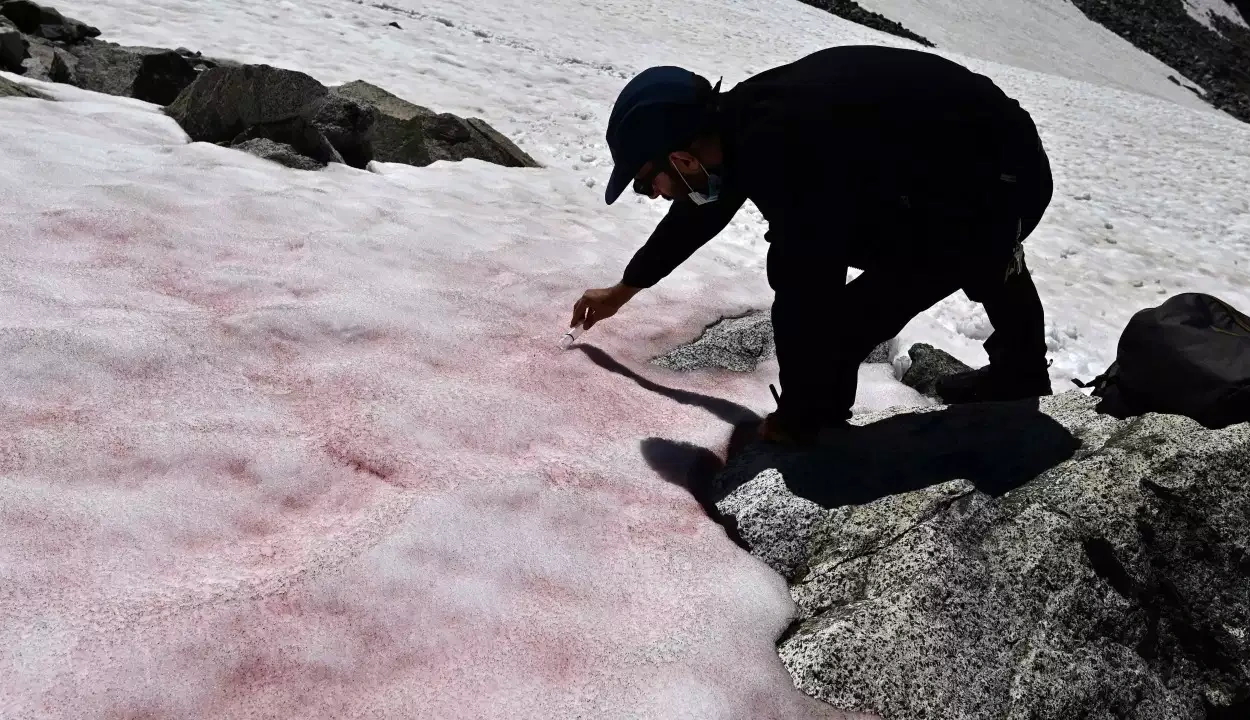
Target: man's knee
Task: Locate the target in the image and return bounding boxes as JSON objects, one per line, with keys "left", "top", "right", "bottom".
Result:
{"left": 963, "top": 241, "right": 1029, "bottom": 303}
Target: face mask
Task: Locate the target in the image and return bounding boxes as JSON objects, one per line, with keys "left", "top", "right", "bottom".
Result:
{"left": 678, "top": 165, "right": 722, "bottom": 205}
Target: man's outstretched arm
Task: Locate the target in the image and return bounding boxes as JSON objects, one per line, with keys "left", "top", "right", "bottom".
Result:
{"left": 621, "top": 191, "right": 747, "bottom": 289}
{"left": 571, "top": 193, "right": 746, "bottom": 329}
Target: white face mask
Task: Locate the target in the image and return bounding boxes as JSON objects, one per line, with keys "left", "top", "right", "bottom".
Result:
{"left": 677, "top": 164, "right": 723, "bottom": 205}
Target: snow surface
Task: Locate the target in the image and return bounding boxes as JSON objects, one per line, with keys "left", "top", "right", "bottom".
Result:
{"left": 2, "top": 0, "right": 1250, "bottom": 717}
{"left": 853, "top": 0, "right": 1219, "bottom": 108}
{"left": 1186, "top": 0, "right": 1250, "bottom": 30}
{"left": 0, "top": 77, "right": 880, "bottom": 719}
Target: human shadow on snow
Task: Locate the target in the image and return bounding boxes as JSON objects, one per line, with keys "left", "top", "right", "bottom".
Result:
{"left": 577, "top": 344, "right": 1081, "bottom": 524}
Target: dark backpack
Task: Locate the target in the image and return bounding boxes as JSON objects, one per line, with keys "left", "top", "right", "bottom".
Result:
{"left": 1077, "top": 293, "right": 1250, "bottom": 429}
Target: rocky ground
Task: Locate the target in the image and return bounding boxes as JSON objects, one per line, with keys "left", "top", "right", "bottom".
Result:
{"left": 651, "top": 311, "right": 890, "bottom": 373}
{"left": 795, "top": 0, "right": 934, "bottom": 48}
{"left": 1067, "top": 0, "right": 1250, "bottom": 123}
{"left": 708, "top": 344, "right": 1250, "bottom": 720}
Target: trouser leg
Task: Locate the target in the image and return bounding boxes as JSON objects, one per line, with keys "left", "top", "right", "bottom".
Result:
{"left": 814, "top": 268, "right": 962, "bottom": 420}
{"left": 979, "top": 121, "right": 1052, "bottom": 372}
{"left": 979, "top": 255, "right": 1050, "bottom": 373}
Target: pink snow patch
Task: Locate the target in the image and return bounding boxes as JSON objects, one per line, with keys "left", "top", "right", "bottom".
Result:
{"left": 0, "top": 82, "right": 876, "bottom": 719}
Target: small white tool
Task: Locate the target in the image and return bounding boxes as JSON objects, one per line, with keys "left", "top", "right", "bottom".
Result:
{"left": 559, "top": 323, "right": 585, "bottom": 349}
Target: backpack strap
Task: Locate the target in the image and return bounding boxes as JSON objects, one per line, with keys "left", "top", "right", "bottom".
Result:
{"left": 1072, "top": 362, "right": 1119, "bottom": 397}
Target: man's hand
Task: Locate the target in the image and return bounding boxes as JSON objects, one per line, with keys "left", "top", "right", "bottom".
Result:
{"left": 571, "top": 283, "right": 641, "bottom": 329}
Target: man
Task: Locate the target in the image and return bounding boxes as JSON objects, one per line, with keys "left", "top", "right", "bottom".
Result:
{"left": 571, "top": 45, "right": 1055, "bottom": 446}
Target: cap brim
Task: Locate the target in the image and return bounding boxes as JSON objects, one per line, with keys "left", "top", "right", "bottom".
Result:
{"left": 604, "top": 162, "right": 639, "bottom": 205}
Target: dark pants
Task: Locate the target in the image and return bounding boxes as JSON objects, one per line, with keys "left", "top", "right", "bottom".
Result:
{"left": 800, "top": 250, "right": 1049, "bottom": 419}
{"left": 770, "top": 131, "right": 1054, "bottom": 423}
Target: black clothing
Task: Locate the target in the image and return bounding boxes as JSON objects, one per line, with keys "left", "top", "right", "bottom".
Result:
{"left": 621, "top": 45, "right": 1054, "bottom": 427}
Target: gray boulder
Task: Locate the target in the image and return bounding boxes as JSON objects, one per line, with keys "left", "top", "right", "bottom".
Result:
{"left": 900, "top": 342, "right": 973, "bottom": 398}
{"left": 0, "top": 71, "right": 47, "bottom": 98}
{"left": 165, "top": 69, "right": 538, "bottom": 172}
{"left": 332, "top": 79, "right": 431, "bottom": 119}
{"left": 0, "top": 0, "right": 99, "bottom": 43}
{"left": 330, "top": 79, "right": 540, "bottom": 168}
{"left": 464, "top": 116, "right": 541, "bottom": 168}
{"left": 651, "top": 310, "right": 893, "bottom": 373}
{"left": 232, "top": 137, "right": 323, "bottom": 171}
{"left": 66, "top": 42, "right": 197, "bottom": 105}
{"left": 653, "top": 311, "right": 776, "bottom": 372}
{"left": 17, "top": 35, "right": 72, "bottom": 82}
{"left": 165, "top": 64, "right": 329, "bottom": 144}
{"left": 310, "top": 92, "right": 377, "bottom": 169}
{"left": 173, "top": 46, "right": 237, "bottom": 74}
{"left": 863, "top": 340, "right": 891, "bottom": 364}
{"left": 0, "top": 15, "right": 27, "bottom": 72}
{"left": 715, "top": 391, "right": 1250, "bottom": 719}
{"left": 230, "top": 116, "right": 343, "bottom": 167}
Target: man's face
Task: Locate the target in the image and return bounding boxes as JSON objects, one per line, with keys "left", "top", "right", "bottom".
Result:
{"left": 633, "top": 152, "right": 707, "bottom": 202}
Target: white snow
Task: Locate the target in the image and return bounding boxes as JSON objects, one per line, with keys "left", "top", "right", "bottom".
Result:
{"left": 1185, "top": 0, "right": 1250, "bottom": 30}
{"left": 853, "top": 0, "right": 1219, "bottom": 108}
{"left": 2, "top": 0, "right": 1250, "bottom": 717}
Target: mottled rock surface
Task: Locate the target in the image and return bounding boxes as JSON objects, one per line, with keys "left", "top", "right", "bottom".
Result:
{"left": 716, "top": 391, "right": 1250, "bottom": 719}
{"left": 652, "top": 311, "right": 892, "bottom": 373}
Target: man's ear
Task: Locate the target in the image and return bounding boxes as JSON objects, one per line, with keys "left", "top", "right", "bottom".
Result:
{"left": 667, "top": 150, "right": 702, "bottom": 175}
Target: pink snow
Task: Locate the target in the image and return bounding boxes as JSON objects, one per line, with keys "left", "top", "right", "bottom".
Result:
{"left": 0, "top": 79, "right": 879, "bottom": 718}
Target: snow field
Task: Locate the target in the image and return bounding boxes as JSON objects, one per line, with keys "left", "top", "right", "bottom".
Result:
{"left": 2, "top": 0, "right": 1250, "bottom": 717}
{"left": 0, "top": 75, "right": 873, "bottom": 718}
{"left": 851, "top": 0, "right": 1222, "bottom": 108}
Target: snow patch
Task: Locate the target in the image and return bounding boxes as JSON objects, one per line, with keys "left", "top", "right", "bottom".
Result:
{"left": 2, "top": 0, "right": 1250, "bottom": 716}
{"left": 1185, "top": 0, "right": 1250, "bottom": 29}
{"left": 852, "top": 0, "right": 1215, "bottom": 110}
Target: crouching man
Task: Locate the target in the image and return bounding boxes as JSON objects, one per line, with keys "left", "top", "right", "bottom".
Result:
{"left": 572, "top": 46, "right": 1055, "bottom": 445}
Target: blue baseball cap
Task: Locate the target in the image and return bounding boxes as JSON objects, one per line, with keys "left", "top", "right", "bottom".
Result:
{"left": 604, "top": 66, "right": 714, "bottom": 205}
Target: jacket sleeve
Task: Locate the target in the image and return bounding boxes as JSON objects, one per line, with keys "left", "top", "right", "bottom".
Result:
{"left": 621, "top": 192, "right": 747, "bottom": 288}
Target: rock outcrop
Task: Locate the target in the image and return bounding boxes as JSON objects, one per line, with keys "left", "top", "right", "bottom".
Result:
{"left": 795, "top": 0, "right": 935, "bottom": 48}
{"left": 63, "top": 42, "right": 198, "bottom": 105}
{"left": 1, "top": 1, "right": 207, "bottom": 100}
{"left": 310, "top": 91, "right": 377, "bottom": 169}
{"left": 652, "top": 311, "right": 892, "bottom": 373}
{"left": 233, "top": 137, "right": 324, "bottom": 171}
{"left": 164, "top": 69, "right": 539, "bottom": 171}
{"left": 165, "top": 64, "right": 330, "bottom": 143}
{"left": 228, "top": 116, "right": 345, "bottom": 168}
{"left": 0, "top": 15, "right": 28, "bottom": 72}
{"left": 330, "top": 79, "right": 541, "bottom": 169}
{"left": 18, "top": 35, "right": 70, "bottom": 82}
{"left": 0, "top": 0, "right": 98, "bottom": 44}
{"left": 653, "top": 312, "right": 778, "bottom": 372}
{"left": 898, "top": 342, "right": 974, "bottom": 397}
{"left": 0, "top": 72, "right": 46, "bottom": 98}
{"left": 2, "top": 3, "right": 539, "bottom": 173}
{"left": 713, "top": 346, "right": 1250, "bottom": 718}
{"left": 1068, "top": 0, "right": 1250, "bottom": 123}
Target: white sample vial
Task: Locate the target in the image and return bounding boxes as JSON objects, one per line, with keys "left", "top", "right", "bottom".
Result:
{"left": 559, "top": 323, "right": 585, "bottom": 349}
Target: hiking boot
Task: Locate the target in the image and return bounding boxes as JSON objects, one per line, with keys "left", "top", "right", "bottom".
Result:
{"left": 934, "top": 365, "right": 1052, "bottom": 404}
{"left": 758, "top": 412, "right": 850, "bottom": 448}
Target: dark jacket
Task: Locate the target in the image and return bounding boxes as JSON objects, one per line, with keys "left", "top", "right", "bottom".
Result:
{"left": 621, "top": 45, "right": 1048, "bottom": 424}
